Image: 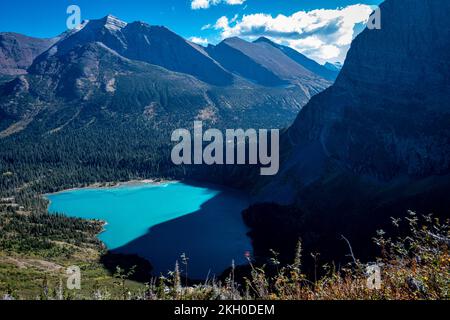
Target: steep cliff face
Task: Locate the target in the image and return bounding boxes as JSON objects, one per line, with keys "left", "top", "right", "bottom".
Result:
{"left": 244, "top": 0, "right": 450, "bottom": 263}
{"left": 260, "top": 0, "right": 450, "bottom": 206}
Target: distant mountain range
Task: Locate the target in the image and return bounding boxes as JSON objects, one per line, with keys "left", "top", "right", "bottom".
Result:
{"left": 323, "top": 62, "right": 342, "bottom": 72}
{"left": 0, "top": 33, "right": 57, "bottom": 76}
{"left": 244, "top": 0, "right": 450, "bottom": 262}
{"left": 0, "top": 15, "right": 338, "bottom": 138}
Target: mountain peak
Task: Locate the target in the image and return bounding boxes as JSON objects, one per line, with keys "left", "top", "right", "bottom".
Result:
{"left": 222, "top": 37, "right": 246, "bottom": 44}
{"left": 254, "top": 37, "right": 274, "bottom": 44}
{"left": 323, "top": 62, "right": 342, "bottom": 72}
{"left": 99, "top": 14, "right": 127, "bottom": 31}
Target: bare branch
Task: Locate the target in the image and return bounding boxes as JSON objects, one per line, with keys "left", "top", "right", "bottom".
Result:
{"left": 341, "top": 235, "right": 358, "bottom": 266}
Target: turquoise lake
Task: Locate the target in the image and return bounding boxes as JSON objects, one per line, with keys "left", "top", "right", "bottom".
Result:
{"left": 47, "top": 182, "right": 252, "bottom": 279}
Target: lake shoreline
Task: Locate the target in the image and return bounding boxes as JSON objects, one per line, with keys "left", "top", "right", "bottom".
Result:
{"left": 44, "top": 178, "right": 177, "bottom": 196}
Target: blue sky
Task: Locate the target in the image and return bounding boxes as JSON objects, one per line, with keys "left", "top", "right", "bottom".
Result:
{"left": 0, "top": 0, "right": 383, "bottom": 63}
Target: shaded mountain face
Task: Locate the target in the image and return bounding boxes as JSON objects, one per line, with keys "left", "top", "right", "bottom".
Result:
{"left": 254, "top": 37, "right": 339, "bottom": 82}
{"left": 271, "top": 0, "right": 450, "bottom": 196}
{"left": 0, "top": 33, "right": 57, "bottom": 75}
{"left": 244, "top": 0, "right": 450, "bottom": 262}
{"left": 0, "top": 15, "right": 332, "bottom": 139}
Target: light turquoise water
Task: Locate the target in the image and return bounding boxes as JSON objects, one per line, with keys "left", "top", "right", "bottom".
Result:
{"left": 47, "top": 182, "right": 221, "bottom": 249}
{"left": 47, "top": 182, "right": 252, "bottom": 278}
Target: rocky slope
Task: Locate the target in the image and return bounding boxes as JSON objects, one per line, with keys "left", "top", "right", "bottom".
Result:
{"left": 0, "top": 33, "right": 57, "bottom": 75}
{"left": 206, "top": 37, "right": 330, "bottom": 92}
{"left": 41, "top": 15, "right": 233, "bottom": 86}
{"left": 254, "top": 37, "right": 339, "bottom": 81}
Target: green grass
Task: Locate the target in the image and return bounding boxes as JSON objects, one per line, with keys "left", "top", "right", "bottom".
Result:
{"left": 0, "top": 251, "right": 146, "bottom": 300}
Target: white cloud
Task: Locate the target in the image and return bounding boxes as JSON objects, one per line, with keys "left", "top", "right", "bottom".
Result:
{"left": 201, "top": 24, "right": 212, "bottom": 30}
{"left": 189, "top": 36, "right": 209, "bottom": 46}
{"left": 213, "top": 4, "right": 375, "bottom": 63}
{"left": 191, "top": 0, "right": 246, "bottom": 10}
{"left": 225, "top": 0, "right": 246, "bottom": 5}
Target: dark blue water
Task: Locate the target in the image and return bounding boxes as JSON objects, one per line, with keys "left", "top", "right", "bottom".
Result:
{"left": 47, "top": 182, "right": 252, "bottom": 279}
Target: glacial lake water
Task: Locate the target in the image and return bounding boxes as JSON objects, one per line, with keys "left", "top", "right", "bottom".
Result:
{"left": 47, "top": 182, "right": 252, "bottom": 279}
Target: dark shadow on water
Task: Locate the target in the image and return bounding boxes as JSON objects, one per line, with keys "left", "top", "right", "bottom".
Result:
{"left": 106, "top": 182, "right": 253, "bottom": 280}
